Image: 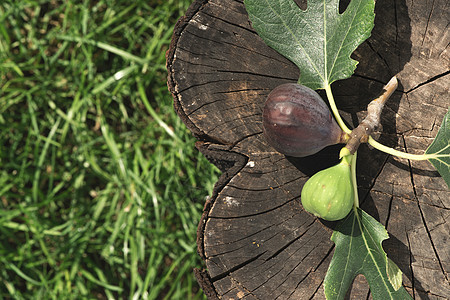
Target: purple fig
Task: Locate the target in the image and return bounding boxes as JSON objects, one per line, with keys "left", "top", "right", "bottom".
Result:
{"left": 263, "top": 83, "right": 346, "bottom": 157}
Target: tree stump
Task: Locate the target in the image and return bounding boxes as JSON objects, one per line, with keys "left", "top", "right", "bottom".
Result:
{"left": 166, "top": 0, "right": 449, "bottom": 299}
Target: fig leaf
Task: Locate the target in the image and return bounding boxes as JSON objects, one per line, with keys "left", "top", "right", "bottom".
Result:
{"left": 324, "top": 208, "right": 412, "bottom": 300}
{"left": 425, "top": 109, "right": 450, "bottom": 188}
{"left": 244, "top": 0, "right": 375, "bottom": 90}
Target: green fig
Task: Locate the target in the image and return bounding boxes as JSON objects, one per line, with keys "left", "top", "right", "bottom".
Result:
{"left": 300, "top": 154, "right": 354, "bottom": 221}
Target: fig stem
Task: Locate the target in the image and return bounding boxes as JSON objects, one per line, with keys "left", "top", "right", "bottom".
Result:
{"left": 324, "top": 85, "right": 352, "bottom": 134}
{"left": 351, "top": 151, "right": 359, "bottom": 208}
{"left": 326, "top": 76, "right": 445, "bottom": 161}
{"left": 368, "top": 137, "right": 449, "bottom": 160}
{"left": 345, "top": 76, "right": 398, "bottom": 154}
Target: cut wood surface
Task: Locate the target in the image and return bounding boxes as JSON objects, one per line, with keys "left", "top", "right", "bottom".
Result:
{"left": 166, "top": 0, "right": 449, "bottom": 299}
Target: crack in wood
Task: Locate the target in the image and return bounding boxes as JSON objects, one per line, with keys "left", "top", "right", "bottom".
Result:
{"left": 227, "top": 175, "right": 304, "bottom": 192}
{"left": 206, "top": 208, "right": 302, "bottom": 250}
{"left": 403, "top": 136, "right": 449, "bottom": 282}
{"left": 284, "top": 269, "right": 313, "bottom": 300}
{"left": 229, "top": 277, "right": 259, "bottom": 299}
{"left": 229, "top": 131, "right": 263, "bottom": 149}
{"left": 352, "top": 73, "right": 388, "bottom": 85}
{"left": 210, "top": 251, "right": 266, "bottom": 282}
{"left": 420, "top": 0, "right": 436, "bottom": 48}
{"left": 366, "top": 40, "right": 393, "bottom": 75}
{"left": 184, "top": 23, "right": 279, "bottom": 64}
{"left": 384, "top": 186, "right": 395, "bottom": 228}
{"left": 313, "top": 244, "right": 335, "bottom": 273}
{"left": 308, "top": 279, "right": 325, "bottom": 300}
{"left": 246, "top": 253, "right": 304, "bottom": 296}
{"left": 217, "top": 69, "right": 297, "bottom": 81}
{"left": 394, "top": 0, "right": 400, "bottom": 62}
{"left": 360, "top": 152, "right": 391, "bottom": 207}
{"left": 212, "top": 88, "right": 271, "bottom": 95}
{"left": 405, "top": 230, "right": 416, "bottom": 300}
{"left": 178, "top": 45, "right": 229, "bottom": 62}
{"left": 231, "top": 224, "right": 328, "bottom": 298}
{"left": 209, "top": 195, "right": 299, "bottom": 220}
{"left": 264, "top": 221, "right": 315, "bottom": 262}
{"left": 187, "top": 13, "right": 297, "bottom": 66}
{"left": 209, "top": 113, "right": 261, "bottom": 133}
{"left": 201, "top": 9, "right": 257, "bottom": 34}
{"left": 176, "top": 77, "right": 241, "bottom": 94}
{"left": 267, "top": 246, "right": 317, "bottom": 298}
{"left": 405, "top": 70, "right": 450, "bottom": 93}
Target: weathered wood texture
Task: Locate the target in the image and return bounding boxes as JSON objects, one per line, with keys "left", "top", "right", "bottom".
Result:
{"left": 166, "top": 0, "right": 449, "bottom": 299}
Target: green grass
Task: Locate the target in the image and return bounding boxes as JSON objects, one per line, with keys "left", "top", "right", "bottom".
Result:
{"left": 0, "top": 0, "right": 219, "bottom": 299}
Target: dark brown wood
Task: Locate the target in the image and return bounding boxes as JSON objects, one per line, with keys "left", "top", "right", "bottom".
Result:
{"left": 166, "top": 0, "right": 450, "bottom": 299}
